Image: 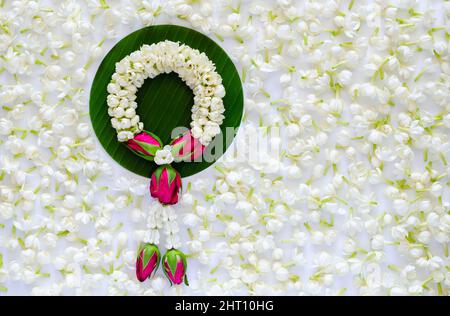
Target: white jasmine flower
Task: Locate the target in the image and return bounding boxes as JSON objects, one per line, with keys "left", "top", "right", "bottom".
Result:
{"left": 0, "top": 118, "right": 13, "bottom": 135}
{"left": 154, "top": 145, "right": 174, "bottom": 165}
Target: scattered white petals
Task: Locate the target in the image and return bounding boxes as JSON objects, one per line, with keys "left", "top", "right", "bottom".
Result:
{"left": 0, "top": 0, "right": 449, "bottom": 297}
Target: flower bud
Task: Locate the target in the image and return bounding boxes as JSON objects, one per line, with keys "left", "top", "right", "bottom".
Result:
{"left": 162, "top": 249, "right": 188, "bottom": 286}
{"left": 126, "top": 131, "right": 162, "bottom": 161}
{"left": 170, "top": 130, "right": 205, "bottom": 162}
{"left": 136, "top": 243, "right": 160, "bottom": 282}
{"left": 150, "top": 165, "right": 182, "bottom": 205}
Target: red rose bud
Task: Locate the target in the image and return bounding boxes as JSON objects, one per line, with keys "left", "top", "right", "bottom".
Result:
{"left": 170, "top": 130, "right": 205, "bottom": 162}
{"left": 162, "top": 249, "right": 188, "bottom": 286}
{"left": 136, "top": 243, "right": 161, "bottom": 282}
{"left": 126, "top": 131, "right": 162, "bottom": 161}
{"left": 150, "top": 165, "right": 182, "bottom": 205}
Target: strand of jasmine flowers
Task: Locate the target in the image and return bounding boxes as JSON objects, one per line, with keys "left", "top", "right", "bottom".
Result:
{"left": 107, "top": 40, "right": 226, "bottom": 146}
{"left": 146, "top": 203, "right": 164, "bottom": 244}
{"left": 161, "top": 205, "right": 181, "bottom": 249}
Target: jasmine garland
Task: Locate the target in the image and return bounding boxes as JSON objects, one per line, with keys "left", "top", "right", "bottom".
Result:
{"left": 106, "top": 41, "right": 227, "bottom": 285}
{"left": 107, "top": 40, "right": 226, "bottom": 146}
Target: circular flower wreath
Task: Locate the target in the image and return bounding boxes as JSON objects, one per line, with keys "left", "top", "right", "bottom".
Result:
{"left": 106, "top": 40, "right": 225, "bottom": 285}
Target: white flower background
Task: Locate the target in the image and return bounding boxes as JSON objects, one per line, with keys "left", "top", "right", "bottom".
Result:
{"left": 0, "top": 0, "right": 449, "bottom": 296}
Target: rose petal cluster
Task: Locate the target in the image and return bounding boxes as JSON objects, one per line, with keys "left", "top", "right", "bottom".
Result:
{"left": 135, "top": 241, "right": 187, "bottom": 286}
{"left": 136, "top": 243, "right": 160, "bottom": 282}
{"left": 150, "top": 165, "right": 182, "bottom": 205}
{"left": 162, "top": 248, "right": 188, "bottom": 286}
{"left": 126, "top": 130, "right": 162, "bottom": 161}
{"left": 170, "top": 130, "right": 206, "bottom": 162}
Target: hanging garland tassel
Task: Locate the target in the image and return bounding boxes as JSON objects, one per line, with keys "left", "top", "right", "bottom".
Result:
{"left": 107, "top": 41, "right": 225, "bottom": 285}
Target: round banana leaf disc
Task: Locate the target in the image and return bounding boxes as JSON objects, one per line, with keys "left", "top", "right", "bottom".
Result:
{"left": 90, "top": 25, "right": 243, "bottom": 178}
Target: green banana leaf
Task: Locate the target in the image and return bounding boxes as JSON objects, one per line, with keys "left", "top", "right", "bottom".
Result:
{"left": 89, "top": 25, "right": 243, "bottom": 178}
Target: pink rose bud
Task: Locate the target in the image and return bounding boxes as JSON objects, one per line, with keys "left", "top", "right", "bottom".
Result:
{"left": 150, "top": 165, "right": 182, "bottom": 205}
{"left": 126, "top": 131, "right": 162, "bottom": 161}
{"left": 136, "top": 243, "right": 160, "bottom": 282}
{"left": 162, "top": 249, "right": 188, "bottom": 286}
{"left": 170, "top": 130, "right": 205, "bottom": 162}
